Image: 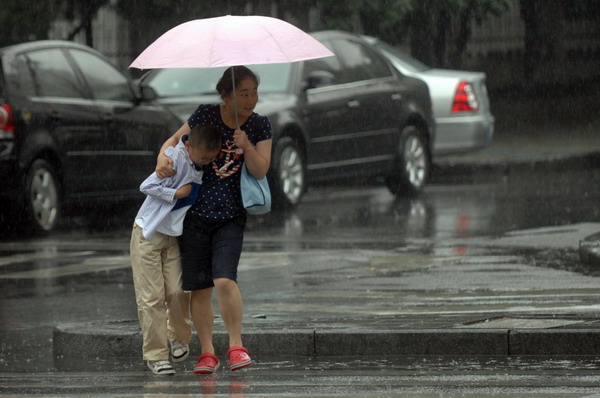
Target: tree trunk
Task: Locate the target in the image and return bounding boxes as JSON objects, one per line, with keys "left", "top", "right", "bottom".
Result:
{"left": 448, "top": 7, "right": 473, "bottom": 69}
{"left": 409, "top": 3, "right": 437, "bottom": 66}
{"left": 520, "top": 0, "right": 564, "bottom": 82}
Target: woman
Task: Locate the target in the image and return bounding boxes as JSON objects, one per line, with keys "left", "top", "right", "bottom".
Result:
{"left": 155, "top": 66, "right": 272, "bottom": 374}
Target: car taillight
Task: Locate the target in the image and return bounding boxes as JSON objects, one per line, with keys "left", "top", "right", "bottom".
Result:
{"left": 0, "top": 104, "right": 15, "bottom": 131}
{"left": 452, "top": 81, "right": 479, "bottom": 112}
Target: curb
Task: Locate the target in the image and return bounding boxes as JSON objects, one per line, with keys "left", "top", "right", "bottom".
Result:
{"left": 54, "top": 321, "right": 600, "bottom": 359}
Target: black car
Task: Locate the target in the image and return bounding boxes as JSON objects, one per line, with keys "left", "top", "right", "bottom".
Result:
{"left": 141, "top": 31, "right": 434, "bottom": 208}
{"left": 0, "top": 40, "right": 181, "bottom": 232}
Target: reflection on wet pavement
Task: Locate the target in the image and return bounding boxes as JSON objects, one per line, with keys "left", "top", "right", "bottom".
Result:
{"left": 2, "top": 171, "right": 600, "bottom": 396}
{"left": 3, "top": 356, "right": 600, "bottom": 396}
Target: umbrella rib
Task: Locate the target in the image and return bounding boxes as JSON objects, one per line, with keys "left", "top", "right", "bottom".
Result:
{"left": 265, "top": 30, "right": 292, "bottom": 63}
{"left": 207, "top": 26, "right": 216, "bottom": 67}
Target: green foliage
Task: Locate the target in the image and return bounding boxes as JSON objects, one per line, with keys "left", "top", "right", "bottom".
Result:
{"left": 115, "top": 0, "right": 250, "bottom": 24}
{"left": 114, "top": 0, "right": 251, "bottom": 52}
{"left": 317, "top": 0, "right": 410, "bottom": 40}
{"left": 317, "top": 0, "right": 508, "bottom": 67}
{"left": 0, "top": 0, "right": 60, "bottom": 48}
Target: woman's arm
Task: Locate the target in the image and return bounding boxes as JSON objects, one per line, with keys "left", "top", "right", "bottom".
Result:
{"left": 156, "top": 122, "right": 191, "bottom": 178}
{"left": 234, "top": 128, "right": 271, "bottom": 179}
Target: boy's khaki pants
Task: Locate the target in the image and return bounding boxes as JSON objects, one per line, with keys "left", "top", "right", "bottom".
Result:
{"left": 130, "top": 224, "right": 192, "bottom": 361}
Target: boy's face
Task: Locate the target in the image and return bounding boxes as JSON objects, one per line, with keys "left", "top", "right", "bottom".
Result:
{"left": 186, "top": 142, "right": 220, "bottom": 167}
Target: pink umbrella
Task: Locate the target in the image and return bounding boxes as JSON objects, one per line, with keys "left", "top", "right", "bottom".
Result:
{"left": 130, "top": 15, "right": 333, "bottom": 69}
{"left": 130, "top": 15, "right": 333, "bottom": 133}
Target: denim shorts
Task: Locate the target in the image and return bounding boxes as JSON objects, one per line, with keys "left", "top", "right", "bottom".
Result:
{"left": 180, "top": 214, "right": 246, "bottom": 291}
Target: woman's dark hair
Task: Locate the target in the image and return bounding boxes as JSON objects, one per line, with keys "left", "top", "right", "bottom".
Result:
{"left": 216, "top": 66, "right": 259, "bottom": 99}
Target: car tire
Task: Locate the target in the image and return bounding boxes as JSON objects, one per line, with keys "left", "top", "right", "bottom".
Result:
{"left": 24, "top": 159, "right": 60, "bottom": 233}
{"left": 386, "top": 125, "right": 430, "bottom": 197}
{"left": 270, "top": 136, "right": 306, "bottom": 208}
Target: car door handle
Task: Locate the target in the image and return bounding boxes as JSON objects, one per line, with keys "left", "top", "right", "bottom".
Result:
{"left": 50, "top": 111, "right": 62, "bottom": 121}
{"left": 391, "top": 93, "right": 403, "bottom": 101}
{"left": 347, "top": 100, "right": 360, "bottom": 108}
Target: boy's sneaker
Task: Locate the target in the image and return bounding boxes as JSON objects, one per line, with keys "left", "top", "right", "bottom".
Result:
{"left": 169, "top": 339, "right": 190, "bottom": 363}
{"left": 147, "top": 360, "right": 175, "bottom": 375}
{"left": 193, "top": 353, "right": 220, "bottom": 374}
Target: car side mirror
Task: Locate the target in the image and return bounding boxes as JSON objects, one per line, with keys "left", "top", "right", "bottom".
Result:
{"left": 140, "top": 85, "right": 158, "bottom": 101}
{"left": 304, "top": 70, "right": 335, "bottom": 90}
{"left": 132, "top": 82, "right": 158, "bottom": 104}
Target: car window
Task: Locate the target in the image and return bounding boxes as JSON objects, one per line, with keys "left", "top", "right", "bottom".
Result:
{"left": 372, "top": 40, "right": 430, "bottom": 73}
{"left": 69, "top": 49, "right": 132, "bottom": 101}
{"left": 331, "top": 38, "right": 392, "bottom": 83}
{"left": 251, "top": 63, "right": 291, "bottom": 93}
{"left": 301, "top": 40, "right": 342, "bottom": 86}
{"left": 148, "top": 64, "right": 291, "bottom": 97}
{"left": 17, "top": 49, "right": 86, "bottom": 98}
{"left": 149, "top": 68, "right": 226, "bottom": 97}
{"left": 15, "top": 55, "right": 36, "bottom": 96}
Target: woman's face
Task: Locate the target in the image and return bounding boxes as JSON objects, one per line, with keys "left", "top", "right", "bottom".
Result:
{"left": 226, "top": 77, "right": 258, "bottom": 119}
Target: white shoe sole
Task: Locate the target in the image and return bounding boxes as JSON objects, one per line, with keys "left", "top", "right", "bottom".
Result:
{"left": 147, "top": 361, "right": 175, "bottom": 375}
{"left": 171, "top": 347, "right": 190, "bottom": 363}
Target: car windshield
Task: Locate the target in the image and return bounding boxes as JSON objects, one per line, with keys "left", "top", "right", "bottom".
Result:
{"left": 372, "top": 40, "right": 430, "bottom": 73}
{"left": 146, "top": 63, "right": 292, "bottom": 97}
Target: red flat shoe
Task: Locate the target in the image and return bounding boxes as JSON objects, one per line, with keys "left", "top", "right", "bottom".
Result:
{"left": 227, "top": 346, "right": 253, "bottom": 371}
{"left": 193, "top": 353, "right": 220, "bottom": 374}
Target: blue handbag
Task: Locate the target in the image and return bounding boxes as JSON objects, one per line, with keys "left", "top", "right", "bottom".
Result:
{"left": 240, "top": 162, "right": 271, "bottom": 215}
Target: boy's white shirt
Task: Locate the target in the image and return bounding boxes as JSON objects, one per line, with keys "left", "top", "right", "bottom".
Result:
{"left": 134, "top": 136, "right": 203, "bottom": 240}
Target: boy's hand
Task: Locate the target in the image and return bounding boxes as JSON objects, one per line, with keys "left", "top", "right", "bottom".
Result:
{"left": 174, "top": 184, "right": 192, "bottom": 199}
{"left": 156, "top": 152, "right": 175, "bottom": 178}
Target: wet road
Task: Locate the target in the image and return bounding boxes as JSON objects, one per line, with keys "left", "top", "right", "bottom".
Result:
{"left": 4, "top": 164, "right": 600, "bottom": 246}
{"left": 3, "top": 356, "right": 600, "bottom": 396}
{"left": 2, "top": 169, "right": 600, "bottom": 395}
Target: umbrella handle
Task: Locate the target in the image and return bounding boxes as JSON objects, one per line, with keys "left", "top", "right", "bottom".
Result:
{"left": 232, "top": 68, "right": 243, "bottom": 155}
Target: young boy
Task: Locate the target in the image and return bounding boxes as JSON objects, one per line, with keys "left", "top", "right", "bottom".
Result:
{"left": 130, "top": 124, "right": 221, "bottom": 375}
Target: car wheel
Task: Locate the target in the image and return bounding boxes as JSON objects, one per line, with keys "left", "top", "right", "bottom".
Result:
{"left": 24, "top": 159, "right": 60, "bottom": 232}
{"left": 386, "top": 125, "right": 430, "bottom": 197}
{"left": 271, "top": 137, "right": 306, "bottom": 208}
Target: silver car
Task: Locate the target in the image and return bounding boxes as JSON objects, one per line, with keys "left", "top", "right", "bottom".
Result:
{"left": 364, "top": 36, "right": 494, "bottom": 155}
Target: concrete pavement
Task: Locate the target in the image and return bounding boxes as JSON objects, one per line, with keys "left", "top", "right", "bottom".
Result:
{"left": 53, "top": 112, "right": 600, "bottom": 363}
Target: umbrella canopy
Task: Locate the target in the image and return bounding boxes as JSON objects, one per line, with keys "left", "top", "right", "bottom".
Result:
{"left": 129, "top": 15, "right": 333, "bottom": 69}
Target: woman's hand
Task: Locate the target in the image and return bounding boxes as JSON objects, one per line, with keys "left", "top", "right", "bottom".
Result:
{"left": 233, "top": 128, "right": 252, "bottom": 152}
{"left": 156, "top": 152, "right": 175, "bottom": 178}
{"left": 156, "top": 122, "right": 191, "bottom": 178}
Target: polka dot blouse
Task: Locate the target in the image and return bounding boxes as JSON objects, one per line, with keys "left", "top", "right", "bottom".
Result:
{"left": 187, "top": 104, "right": 272, "bottom": 220}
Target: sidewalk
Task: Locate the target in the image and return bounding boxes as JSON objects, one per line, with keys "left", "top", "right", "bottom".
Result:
{"left": 55, "top": 223, "right": 600, "bottom": 362}
{"left": 54, "top": 103, "right": 600, "bottom": 362}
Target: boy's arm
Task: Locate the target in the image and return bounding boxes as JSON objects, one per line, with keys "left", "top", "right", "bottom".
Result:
{"left": 174, "top": 184, "right": 192, "bottom": 199}
{"left": 139, "top": 173, "right": 178, "bottom": 203}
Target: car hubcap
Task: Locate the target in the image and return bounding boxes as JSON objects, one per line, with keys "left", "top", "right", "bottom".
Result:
{"left": 30, "top": 168, "right": 58, "bottom": 231}
{"left": 279, "top": 146, "right": 304, "bottom": 204}
{"left": 403, "top": 135, "right": 426, "bottom": 189}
